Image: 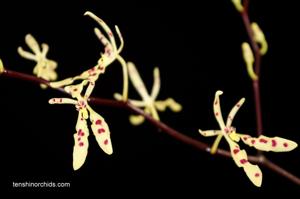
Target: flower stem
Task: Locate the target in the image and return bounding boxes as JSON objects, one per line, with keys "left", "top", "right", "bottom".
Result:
{"left": 262, "top": 157, "right": 300, "bottom": 185}
{"left": 1, "top": 68, "right": 300, "bottom": 186}
{"left": 253, "top": 80, "right": 263, "bottom": 135}
{"left": 241, "top": 1, "right": 263, "bottom": 136}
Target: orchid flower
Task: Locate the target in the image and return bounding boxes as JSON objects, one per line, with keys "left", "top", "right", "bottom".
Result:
{"left": 50, "top": 11, "right": 128, "bottom": 100}
{"left": 49, "top": 80, "right": 113, "bottom": 170}
{"left": 199, "top": 91, "right": 297, "bottom": 187}
{"left": 18, "top": 34, "right": 57, "bottom": 88}
{"left": 114, "top": 62, "right": 182, "bottom": 125}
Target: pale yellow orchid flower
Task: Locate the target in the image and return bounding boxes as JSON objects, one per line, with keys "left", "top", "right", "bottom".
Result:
{"left": 50, "top": 11, "right": 128, "bottom": 100}
{"left": 199, "top": 90, "right": 297, "bottom": 187}
{"left": 114, "top": 62, "right": 181, "bottom": 125}
{"left": 18, "top": 34, "right": 57, "bottom": 88}
{"left": 49, "top": 80, "right": 113, "bottom": 170}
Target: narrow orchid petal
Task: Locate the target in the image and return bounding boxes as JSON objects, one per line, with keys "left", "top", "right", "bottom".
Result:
{"left": 226, "top": 98, "right": 245, "bottom": 127}
{"left": 213, "top": 91, "right": 226, "bottom": 129}
{"left": 94, "top": 28, "right": 115, "bottom": 66}
{"left": 127, "top": 62, "right": 150, "bottom": 101}
{"left": 49, "top": 98, "right": 77, "bottom": 105}
{"left": 25, "top": 34, "right": 41, "bottom": 55}
{"left": 41, "top": 43, "right": 49, "bottom": 58}
{"left": 240, "top": 134, "right": 298, "bottom": 152}
{"left": 150, "top": 67, "right": 160, "bottom": 100}
{"left": 225, "top": 135, "right": 246, "bottom": 167}
{"left": 50, "top": 77, "right": 75, "bottom": 88}
{"left": 243, "top": 163, "right": 262, "bottom": 187}
{"left": 84, "top": 11, "right": 117, "bottom": 52}
{"left": 115, "top": 25, "right": 124, "bottom": 54}
{"left": 155, "top": 98, "right": 182, "bottom": 112}
{"left": 84, "top": 81, "right": 95, "bottom": 99}
{"left": 199, "top": 129, "right": 222, "bottom": 137}
{"left": 94, "top": 28, "right": 111, "bottom": 49}
{"left": 227, "top": 139, "right": 247, "bottom": 167}
{"left": 88, "top": 106, "right": 113, "bottom": 155}
{"left": 116, "top": 56, "right": 129, "bottom": 100}
{"left": 225, "top": 136, "right": 262, "bottom": 187}
{"left": 17, "top": 47, "right": 36, "bottom": 61}
{"left": 73, "top": 132, "right": 89, "bottom": 171}
{"left": 264, "top": 136, "right": 297, "bottom": 152}
{"left": 73, "top": 114, "right": 90, "bottom": 170}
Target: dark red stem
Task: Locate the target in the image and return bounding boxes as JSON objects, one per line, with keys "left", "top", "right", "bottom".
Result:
{"left": 241, "top": 0, "right": 263, "bottom": 136}
{"left": 1, "top": 68, "right": 300, "bottom": 186}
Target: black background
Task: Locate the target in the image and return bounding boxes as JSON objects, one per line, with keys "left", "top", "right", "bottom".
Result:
{"left": 1, "top": 0, "right": 300, "bottom": 195}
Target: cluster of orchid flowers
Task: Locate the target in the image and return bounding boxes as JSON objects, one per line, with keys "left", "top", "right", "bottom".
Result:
{"left": 0, "top": 4, "right": 297, "bottom": 187}
{"left": 197, "top": 0, "right": 297, "bottom": 187}
{"left": 1, "top": 11, "right": 181, "bottom": 170}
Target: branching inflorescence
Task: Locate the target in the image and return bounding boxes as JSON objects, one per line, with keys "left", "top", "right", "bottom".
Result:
{"left": 1, "top": 1, "right": 299, "bottom": 188}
